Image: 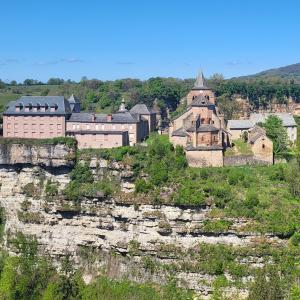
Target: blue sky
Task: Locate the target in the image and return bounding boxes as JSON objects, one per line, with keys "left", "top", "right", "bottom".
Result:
{"left": 1, "top": 0, "right": 300, "bottom": 82}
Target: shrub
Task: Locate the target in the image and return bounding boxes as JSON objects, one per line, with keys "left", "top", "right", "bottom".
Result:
{"left": 44, "top": 180, "right": 59, "bottom": 198}
{"left": 135, "top": 179, "right": 153, "bottom": 193}
{"left": 173, "top": 183, "right": 206, "bottom": 207}
{"left": 17, "top": 211, "right": 44, "bottom": 224}
{"left": 202, "top": 219, "right": 233, "bottom": 233}
{"left": 244, "top": 190, "right": 260, "bottom": 209}
{"left": 70, "top": 163, "right": 93, "bottom": 183}
{"left": 23, "top": 183, "right": 40, "bottom": 198}
{"left": 290, "top": 232, "right": 300, "bottom": 246}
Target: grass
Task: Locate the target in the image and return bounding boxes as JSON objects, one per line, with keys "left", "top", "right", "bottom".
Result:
{"left": 225, "top": 138, "right": 253, "bottom": 156}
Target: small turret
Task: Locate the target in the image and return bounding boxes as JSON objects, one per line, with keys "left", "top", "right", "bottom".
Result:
{"left": 118, "top": 97, "right": 127, "bottom": 113}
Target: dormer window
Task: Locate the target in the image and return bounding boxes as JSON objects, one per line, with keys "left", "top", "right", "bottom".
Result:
{"left": 50, "top": 104, "right": 58, "bottom": 112}
{"left": 45, "top": 103, "right": 49, "bottom": 110}
{"left": 37, "top": 103, "right": 41, "bottom": 110}
{"left": 15, "top": 102, "right": 24, "bottom": 112}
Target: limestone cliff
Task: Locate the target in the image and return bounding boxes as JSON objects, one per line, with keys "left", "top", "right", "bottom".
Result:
{"left": 0, "top": 162, "right": 288, "bottom": 298}
{"left": 0, "top": 143, "right": 75, "bottom": 167}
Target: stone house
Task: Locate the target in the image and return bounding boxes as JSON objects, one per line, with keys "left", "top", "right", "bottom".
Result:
{"left": 228, "top": 112, "right": 297, "bottom": 143}
{"left": 247, "top": 126, "right": 273, "bottom": 163}
{"left": 227, "top": 119, "right": 255, "bottom": 140}
{"left": 169, "top": 72, "right": 228, "bottom": 167}
{"left": 3, "top": 96, "right": 156, "bottom": 149}
{"left": 250, "top": 113, "right": 297, "bottom": 143}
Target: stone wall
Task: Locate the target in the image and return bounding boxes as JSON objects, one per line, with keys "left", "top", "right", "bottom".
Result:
{"left": 186, "top": 149, "right": 223, "bottom": 167}
{"left": 224, "top": 155, "right": 271, "bottom": 167}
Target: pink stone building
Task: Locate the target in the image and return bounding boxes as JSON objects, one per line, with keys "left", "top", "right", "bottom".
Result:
{"left": 66, "top": 100, "right": 156, "bottom": 148}
{"left": 3, "top": 96, "right": 73, "bottom": 138}
{"left": 3, "top": 96, "right": 156, "bottom": 149}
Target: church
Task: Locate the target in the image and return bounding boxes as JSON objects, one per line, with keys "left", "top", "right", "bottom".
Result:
{"left": 169, "top": 72, "right": 228, "bottom": 167}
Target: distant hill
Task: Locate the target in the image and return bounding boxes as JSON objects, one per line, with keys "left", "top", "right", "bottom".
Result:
{"left": 233, "top": 62, "right": 300, "bottom": 82}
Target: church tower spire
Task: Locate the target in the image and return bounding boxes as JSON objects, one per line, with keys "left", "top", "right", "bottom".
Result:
{"left": 194, "top": 70, "right": 206, "bottom": 89}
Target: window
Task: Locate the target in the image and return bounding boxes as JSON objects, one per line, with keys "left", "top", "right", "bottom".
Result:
{"left": 112, "top": 125, "right": 116, "bottom": 130}
{"left": 72, "top": 124, "right": 76, "bottom": 130}
{"left": 86, "top": 124, "right": 90, "bottom": 130}
{"left": 262, "top": 144, "right": 265, "bottom": 149}
{"left": 102, "top": 124, "right": 105, "bottom": 130}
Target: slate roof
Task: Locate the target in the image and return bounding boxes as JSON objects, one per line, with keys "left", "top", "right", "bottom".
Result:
{"left": 248, "top": 125, "right": 269, "bottom": 144}
{"left": 67, "top": 111, "right": 139, "bottom": 124}
{"left": 192, "top": 71, "right": 211, "bottom": 90}
{"left": 191, "top": 95, "right": 215, "bottom": 108}
{"left": 196, "top": 125, "right": 219, "bottom": 132}
{"left": 171, "top": 128, "right": 190, "bottom": 137}
{"left": 185, "top": 124, "right": 219, "bottom": 133}
{"left": 250, "top": 113, "right": 297, "bottom": 127}
{"left": 227, "top": 119, "right": 254, "bottom": 130}
{"left": 4, "top": 96, "right": 71, "bottom": 115}
{"left": 130, "top": 104, "right": 155, "bottom": 115}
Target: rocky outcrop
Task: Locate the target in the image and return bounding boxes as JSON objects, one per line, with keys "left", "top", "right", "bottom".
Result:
{"left": 0, "top": 143, "right": 75, "bottom": 167}
{"left": 0, "top": 165, "right": 288, "bottom": 298}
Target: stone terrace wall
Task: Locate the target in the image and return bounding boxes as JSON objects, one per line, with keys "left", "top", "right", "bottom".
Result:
{"left": 224, "top": 155, "right": 271, "bottom": 167}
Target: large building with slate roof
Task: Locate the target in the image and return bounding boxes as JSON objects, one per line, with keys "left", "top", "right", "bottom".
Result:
{"left": 3, "top": 96, "right": 156, "bottom": 148}
{"left": 169, "top": 72, "right": 228, "bottom": 167}
{"left": 3, "top": 96, "right": 73, "bottom": 139}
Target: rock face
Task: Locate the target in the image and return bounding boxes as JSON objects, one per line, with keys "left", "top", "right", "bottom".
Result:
{"left": 0, "top": 164, "right": 287, "bottom": 298}
{"left": 0, "top": 143, "right": 75, "bottom": 167}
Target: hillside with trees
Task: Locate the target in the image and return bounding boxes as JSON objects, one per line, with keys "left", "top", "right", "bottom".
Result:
{"left": 235, "top": 62, "right": 300, "bottom": 82}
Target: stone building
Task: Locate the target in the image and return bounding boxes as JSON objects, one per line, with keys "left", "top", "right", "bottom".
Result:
{"left": 3, "top": 96, "right": 73, "bottom": 139}
{"left": 3, "top": 96, "right": 156, "bottom": 149}
{"left": 66, "top": 100, "right": 153, "bottom": 148}
{"left": 169, "top": 72, "right": 228, "bottom": 167}
{"left": 247, "top": 125, "right": 273, "bottom": 163}
{"left": 250, "top": 113, "right": 297, "bottom": 143}
{"left": 227, "top": 112, "right": 297, "bottom": 143}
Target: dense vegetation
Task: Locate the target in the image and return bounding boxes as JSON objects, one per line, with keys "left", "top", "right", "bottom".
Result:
{"left": 0, "top": 233, "right": 193, "bottom": 300}
{"left": 66, "top": 133, "right": 300, "bottom": 239}
{"left": 2, "top": 75, "right": 300, "bottom": 121}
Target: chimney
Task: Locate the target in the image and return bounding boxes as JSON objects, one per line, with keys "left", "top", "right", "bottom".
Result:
{"left": 91, "top": 113, "right": 96, "bottom": 122}
{"left": 107, "top": 114, "right": 112, "bottom": 122}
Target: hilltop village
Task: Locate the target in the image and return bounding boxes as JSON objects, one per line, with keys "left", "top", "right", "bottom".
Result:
{"left": 2, "top": 72, "right": 298, "bottom": 167}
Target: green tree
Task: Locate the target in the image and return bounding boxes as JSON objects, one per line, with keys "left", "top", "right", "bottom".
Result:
{"left": 260, "top": 115, "right": 289, "bottom": 157}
